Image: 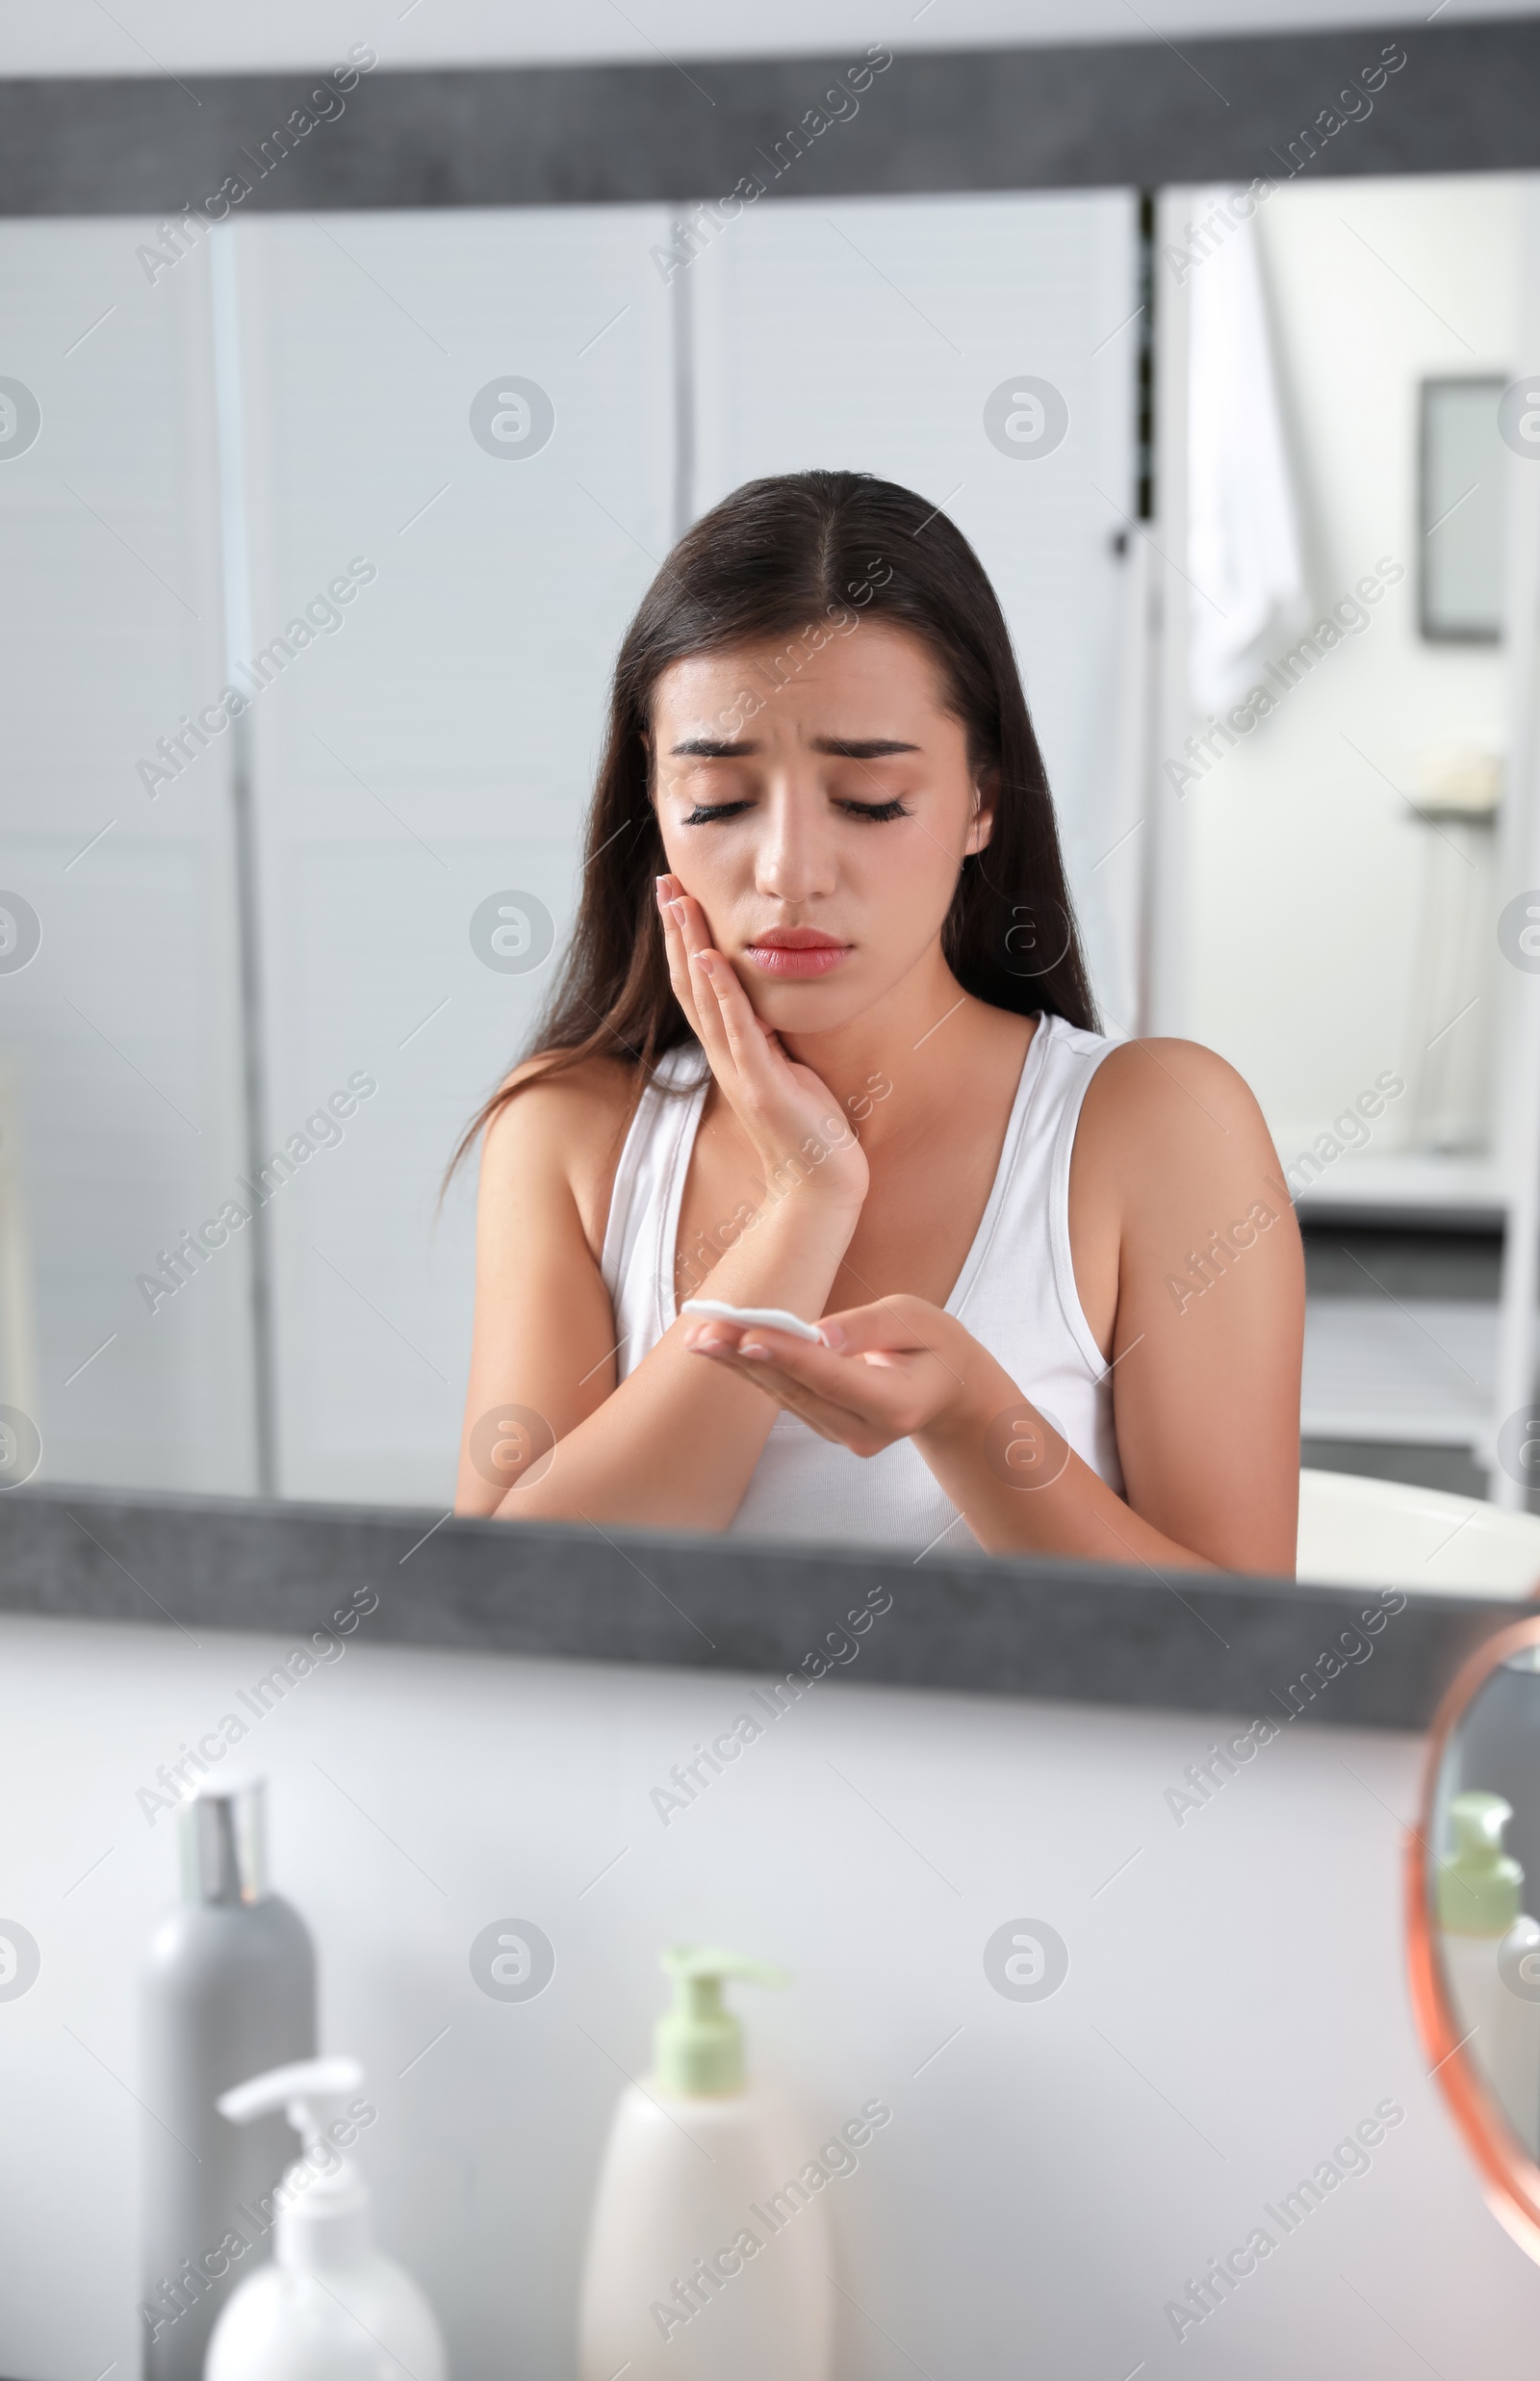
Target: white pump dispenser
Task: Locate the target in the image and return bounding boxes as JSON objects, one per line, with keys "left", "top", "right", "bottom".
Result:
{"left": 578, "top": 1947, "right": 834, "bottom": 2381}
{"left": 204, "top": 2056, "right": 447, "bottom": 2381}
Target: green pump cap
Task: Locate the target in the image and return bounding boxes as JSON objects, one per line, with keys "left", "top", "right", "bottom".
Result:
{"left": 654, "top": 1945, "right": 789, "bottom": 2096}
{"left": 1439, "top": 1791, "right": 1524, "bottom": 1933}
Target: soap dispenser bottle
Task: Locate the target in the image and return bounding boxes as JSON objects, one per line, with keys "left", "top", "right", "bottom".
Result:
{"left": 1438, "top": 1789, "right": 1540, "bottom": 2154}
{"left": 204, "top": 2056, "right": 448, "bottom": 2381}
{"left": 577, "top": 1946, "right": 833, "bottom": 2381}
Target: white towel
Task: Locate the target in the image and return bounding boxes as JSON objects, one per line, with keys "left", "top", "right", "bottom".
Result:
{"left": 1186, "top": 189, "right": 1311, "bottom": 713}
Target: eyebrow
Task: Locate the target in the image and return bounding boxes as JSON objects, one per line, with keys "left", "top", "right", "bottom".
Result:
{"left": 667, "top": 735, "right": 922, "bottom": 759}
{"left": 811, "top": 737, "right": 921, "bottom": 758}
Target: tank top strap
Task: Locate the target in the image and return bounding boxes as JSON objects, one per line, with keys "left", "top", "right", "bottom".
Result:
{"left": 1040, "top": 1019, "right": 1126, "bottom": 1382}
{"left": 600, "top": 1044, "right": 710, "bottom": 1375}
{"left": 973, "top": 1010, "right": 1124, "bottom": 1385}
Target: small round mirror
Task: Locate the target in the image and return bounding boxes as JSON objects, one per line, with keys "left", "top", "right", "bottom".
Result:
{"left": 1409, "top": 1616, "right": 1540, "bottom": 2253}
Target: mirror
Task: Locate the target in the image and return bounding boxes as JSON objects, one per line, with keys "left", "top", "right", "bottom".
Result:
{"left": 1409, "top": 1613, "right": 1540, "bottom": 2253}
{"left": 1420, "top": 375, "right": 1506, "bottom": 643}
{"left": 0, "top": 187, "right": 1142, "bottom": 1513}
{"left": 1165, "top": 173, "right": 1532, "bottom": 1425}
{"left": 2, "top": 153, "right": 1538, "bottom": 1567}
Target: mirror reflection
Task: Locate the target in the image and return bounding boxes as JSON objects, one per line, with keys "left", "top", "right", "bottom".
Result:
{"left": 1416, "top": 1622, "right": 1540, "bottom": 2245}
{"left": 1435, "top": 1786, "right": 1540, "bottom": 2155}
{"left": 2, "top": 167, "right": 1538, "bottom": 1572}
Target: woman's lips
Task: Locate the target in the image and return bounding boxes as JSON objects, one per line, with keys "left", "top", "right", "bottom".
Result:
{"left": 743, "top": 934, "right": 852, "bottom": 978}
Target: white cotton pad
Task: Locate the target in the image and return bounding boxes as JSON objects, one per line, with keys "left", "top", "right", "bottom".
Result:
{"left": 680, "top": 1299, "right": 824, "bottom": 1343}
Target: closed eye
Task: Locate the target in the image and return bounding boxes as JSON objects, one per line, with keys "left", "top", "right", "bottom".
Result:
{"left": 681, "top": 795, "right": 911, "bottom": 825}
{"left": 682, "top": 801, "right": 754, "bottom": 825}
{"left": 837, "top": 797, "right": 909, "bottom": 822}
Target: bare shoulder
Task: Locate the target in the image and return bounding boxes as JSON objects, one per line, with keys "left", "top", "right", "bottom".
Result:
{"left": 1083, "top": 1036, "right": 1271, "bottom": 1149}
{"left": 478, "top": 1050, "right": 642, "bottom": 1252}
{"left": 482, "top": 1049, "right": 638, "bottom": 1155}
{"left": 1074, "top": 1037, "right": 1288, "bottom": 1233}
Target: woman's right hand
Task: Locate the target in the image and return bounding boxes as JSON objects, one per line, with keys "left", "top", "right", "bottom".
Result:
{"left": 655, "top": 874, "right": 870, "bottom": 1216}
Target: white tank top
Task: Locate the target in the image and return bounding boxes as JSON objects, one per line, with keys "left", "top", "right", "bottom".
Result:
{"left": 600, "top": 1011, "right": 1125, "bottom": 1552}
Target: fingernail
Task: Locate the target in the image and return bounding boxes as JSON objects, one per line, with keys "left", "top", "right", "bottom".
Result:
{"left": 694, "top": 951, "right": 715, "bottom": 977}
{"left": 817, "top": 1323, "right": 846, "bottom": 1349}
{"left": 654, "top": 877, "right": 668, "bottom": 907}
{"left": 738, "top": 1341, "right": 769, "bottom": 1359}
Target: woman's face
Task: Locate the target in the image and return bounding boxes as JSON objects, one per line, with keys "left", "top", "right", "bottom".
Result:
{"left": 650, "top": 618, "right": 994, "bottom": 1034}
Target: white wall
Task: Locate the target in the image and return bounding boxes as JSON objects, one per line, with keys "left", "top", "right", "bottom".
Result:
{"left": 692, "top": 189, "right": 1142, "bottom": 1025}
{"left": 1, "top": 1614, "right": 1537, "bottom": 2378}
{"left": 227, "top": 205, "right": 678, "bottom": 1504}
{"left": 1174, "top": 173, "right": 1518, "bottom": 1160}
{"left": 0, "top": 204, "right": 681, "bottom": 1510}
{"left": 0, "top": 220, "right": 259, "bottom": 1496}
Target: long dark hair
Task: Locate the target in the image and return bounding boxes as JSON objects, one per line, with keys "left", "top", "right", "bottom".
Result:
{"left": 449, "top": 469, "right": 1096, "bottom": 1177}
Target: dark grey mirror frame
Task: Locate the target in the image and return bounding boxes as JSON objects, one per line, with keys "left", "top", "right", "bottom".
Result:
{"left": 2, "top": 17, "right": 1537, "bottom": 216}
{"left": 4, "top": 13, "right": 1537, "bottom": 1704}
{"left": 7, "top": 1479, "right": 1529, "bottom": 1732}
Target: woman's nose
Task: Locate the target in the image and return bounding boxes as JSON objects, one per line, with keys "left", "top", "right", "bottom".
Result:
{"left": 755, "top": 786, "right": 836, "bottom": 904}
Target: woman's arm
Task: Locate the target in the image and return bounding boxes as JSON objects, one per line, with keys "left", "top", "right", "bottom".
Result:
{"left": 684, "top": 1040, "right": 1304, "bottom": 1573}
{"left": 454, "top": 882, "right": 867, "bottom": 1529}
{"left": 1069, "top": 1037, "right": 1303, "bottom": 1571}
{"left": 454, "top": 1094, "right": 859, "bottom": 1529}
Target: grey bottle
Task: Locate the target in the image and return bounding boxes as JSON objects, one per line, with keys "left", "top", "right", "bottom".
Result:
{"left": 139, "top": 1777, "right": 317, "bottom": 2380}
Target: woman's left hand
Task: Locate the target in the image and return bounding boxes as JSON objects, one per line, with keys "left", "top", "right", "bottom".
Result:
{"left": 683, "top": 1296, "right": 1000, "bottom": 1458}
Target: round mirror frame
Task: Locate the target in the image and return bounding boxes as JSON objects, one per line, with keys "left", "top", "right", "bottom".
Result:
{"left": 1407, "top": 1612, "right": 1540, "bottom": 2260}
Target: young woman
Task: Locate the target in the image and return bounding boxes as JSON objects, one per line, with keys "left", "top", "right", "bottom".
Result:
{"left": 452, "top": 471, "right": 1302, "bottom": 1571}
